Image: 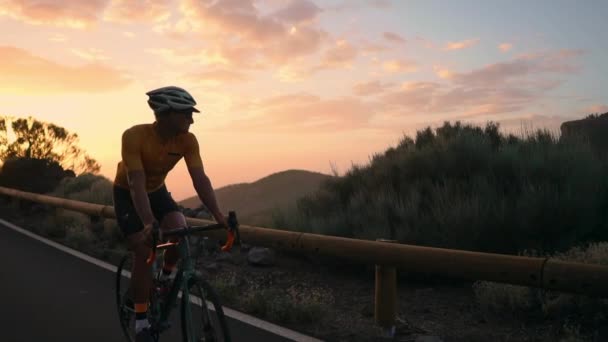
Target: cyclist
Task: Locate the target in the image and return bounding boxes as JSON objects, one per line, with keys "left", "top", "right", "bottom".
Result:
{"left": 112, "top": 86, "right": 229, "bottom": 342}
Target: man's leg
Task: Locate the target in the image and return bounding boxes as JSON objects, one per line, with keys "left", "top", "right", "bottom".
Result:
{"left": 160, "top": 211, "right": 188, "bottom": 274}
{"left": 126, "top": 232, "right": 153, "bottom": 303}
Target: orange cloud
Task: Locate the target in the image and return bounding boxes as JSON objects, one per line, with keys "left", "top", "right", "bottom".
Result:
{"left": 219, "top": 93, "right": 376, "bottom": 132}
{"left": 382, "top": 59, "right": 418, "bottom": 73}
{"left": 444, "top": 38, "right": 480, "bottom": 51}
{"left": 0, "top": 0, "right": 107, "bottom": 28}
{"left": 586, "top": 104, "right": 608, "bottom": 114}
{"left": 103, "top": 0, "right": 172, "bottom": 23}
{"left": 71, "top": 47, "right": 110, "bottom": 61}
{"left": 186, "top": 69, "right": 249, "bottom": 85}
{"left": 499, "top": 43, "right": 513, "bottom": 52}
{"left": 433, "top": 65, "right": 453, "bottom": 79}
{"left": 48, "top": 33, "right": 68, "bottom": 42}
{"left": 383, "top": 32, "right": 405, "bottom": 44}
{"left": 0, "top": 46, "right": 132, "bottom": 93}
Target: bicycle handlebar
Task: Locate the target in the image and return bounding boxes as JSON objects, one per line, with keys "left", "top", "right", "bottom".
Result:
{"left": 146, "top": 211, "right": 240, "bottom": 265}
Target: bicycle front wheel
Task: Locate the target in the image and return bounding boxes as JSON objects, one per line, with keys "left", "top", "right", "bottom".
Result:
{"left": 180, "top": 278, "right": 231, "bottom": 342}
{"left": 116, "top": 254, "right": 136, "bottom": 342}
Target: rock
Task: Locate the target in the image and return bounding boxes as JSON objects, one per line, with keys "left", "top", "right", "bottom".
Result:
{"left": 196, "top": 211, "right": 211, "bottom": 219}
{"left": 248, "top": 247, "right": 275, "bottom": 266}
{"left": 415, "top": 336, "right": 443, "bottom": 342}
{"left": 215, "top": 251, "right": 234, "bottom": 263}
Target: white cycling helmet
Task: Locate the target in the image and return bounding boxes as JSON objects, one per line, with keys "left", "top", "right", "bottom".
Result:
{"left": 146, "top": 86, "right": 200, "bottom": 114}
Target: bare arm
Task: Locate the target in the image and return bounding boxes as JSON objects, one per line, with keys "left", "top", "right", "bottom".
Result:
{"left": 127, "top": 170, "right": 156, "bottom": 227}
{"left": 188, "top": 166, "right": 224, "bottom": 223}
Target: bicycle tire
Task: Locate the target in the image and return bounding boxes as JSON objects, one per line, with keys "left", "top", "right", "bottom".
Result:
{"left": 180, "top": 278, "right": 231, "bottom": 342}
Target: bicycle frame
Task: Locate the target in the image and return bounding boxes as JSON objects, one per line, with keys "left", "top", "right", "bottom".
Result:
{"left": 150, "top": 236, "right": 197, "bottom": 332}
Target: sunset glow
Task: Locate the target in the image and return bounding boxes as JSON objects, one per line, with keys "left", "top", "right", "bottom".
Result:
{"left": 1, "top": 0, "right": 606, "bottom": 200}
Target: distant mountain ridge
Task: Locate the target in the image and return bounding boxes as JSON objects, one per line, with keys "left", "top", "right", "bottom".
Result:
{"left": 179, "top": 169, "right": 333, "bottom": 226}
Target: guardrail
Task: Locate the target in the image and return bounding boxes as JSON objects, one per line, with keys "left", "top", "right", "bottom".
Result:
{"left": 1, "top": 185, "right": 607, "bottom": 335}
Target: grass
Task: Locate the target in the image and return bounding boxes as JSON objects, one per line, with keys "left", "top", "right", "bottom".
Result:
{"left": 209, "top": 271, "right": 332, "bottom": 326}
{"left": 473, "top": 242, "right": 608, "bottom": 339}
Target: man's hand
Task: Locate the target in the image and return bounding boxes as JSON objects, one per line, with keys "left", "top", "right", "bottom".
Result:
{"left": 142, "top": 221, "right": 162, "bottom": 247}
{"left": 214, "top": 213, "right": 230, "bottom": 230}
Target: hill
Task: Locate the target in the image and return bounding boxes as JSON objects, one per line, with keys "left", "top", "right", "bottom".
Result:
{"left": 179, "top": 169, "right": 333, "bottom": 226}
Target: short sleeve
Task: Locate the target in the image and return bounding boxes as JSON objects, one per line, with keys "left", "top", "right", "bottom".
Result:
{"left": 184, "top": 133, "right": 203, "bottom": 168}
{"left": 121, "top": 128, "right": 144, "bottom": 171}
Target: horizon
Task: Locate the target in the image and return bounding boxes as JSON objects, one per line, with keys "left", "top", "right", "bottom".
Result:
{"left": 1, "top": 0, "right": 607, "bottom": 200}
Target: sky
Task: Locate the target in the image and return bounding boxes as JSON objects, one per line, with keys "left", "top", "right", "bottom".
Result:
{"left": 0, "top": 0, "right": 607, "bottom": 201}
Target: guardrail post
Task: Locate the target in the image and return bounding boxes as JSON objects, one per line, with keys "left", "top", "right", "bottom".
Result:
{"left": 375, "top": 238, "right": 397, "bottom": 337}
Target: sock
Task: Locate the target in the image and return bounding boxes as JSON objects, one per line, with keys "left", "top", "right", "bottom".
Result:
{"left": 135, "top": 303, "right": 150, "bottom": 334}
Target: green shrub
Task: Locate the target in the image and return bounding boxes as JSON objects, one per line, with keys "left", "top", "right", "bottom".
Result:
{"left": 50, "top": 173, "right": 113, "bottom": 205}
{"left": 274, "top": 121, "right": 608, "bottom": 255}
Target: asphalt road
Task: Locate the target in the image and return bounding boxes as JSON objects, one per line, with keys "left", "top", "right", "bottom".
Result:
{"left": 0, "top": 218, "right": 313, "bottom": 342}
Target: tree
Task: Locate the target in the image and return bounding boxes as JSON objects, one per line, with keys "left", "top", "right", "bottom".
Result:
{"left": 0, "top": 116, "right": 100, "bottom": 174}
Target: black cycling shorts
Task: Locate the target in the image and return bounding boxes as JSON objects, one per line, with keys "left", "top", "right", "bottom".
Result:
{"left": 112, "top": 184, "right": 180, "bottom": 237}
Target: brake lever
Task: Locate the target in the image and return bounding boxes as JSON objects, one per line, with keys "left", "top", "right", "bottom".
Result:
{"left": 221, "top": 211, "right": 240, "bottom": 252}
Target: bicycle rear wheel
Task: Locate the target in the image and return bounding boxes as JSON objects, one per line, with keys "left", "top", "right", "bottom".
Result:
{"left": 180, "top": 277, "right": 231, "bottom": 342}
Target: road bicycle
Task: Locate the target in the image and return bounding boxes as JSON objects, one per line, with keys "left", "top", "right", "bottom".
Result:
{"left": 115, "top": 211, "right": 241, "bottom": 341}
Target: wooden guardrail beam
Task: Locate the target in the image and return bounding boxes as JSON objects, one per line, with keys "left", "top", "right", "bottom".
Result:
{"left": 1, "top": 185, "right": 607, "bottom": 298}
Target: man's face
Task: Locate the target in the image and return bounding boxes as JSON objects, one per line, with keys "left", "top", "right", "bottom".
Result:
{"left": 169, "top": 110, "right": 194, "bottom": 133}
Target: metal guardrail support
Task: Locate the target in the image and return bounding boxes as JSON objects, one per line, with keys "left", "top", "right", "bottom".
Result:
{"left": 375, "top": 239, "right": 397, "bottom": 337}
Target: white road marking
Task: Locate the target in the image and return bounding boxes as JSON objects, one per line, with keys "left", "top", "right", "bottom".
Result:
{"left": 0, "top": 218, "right": 324, "bottom": 342}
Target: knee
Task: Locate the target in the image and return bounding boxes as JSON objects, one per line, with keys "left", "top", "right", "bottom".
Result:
{"left": 131, "top": 243, "right": 151, "bottom": 260}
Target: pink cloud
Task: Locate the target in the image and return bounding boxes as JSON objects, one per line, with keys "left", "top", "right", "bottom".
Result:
{"left": 451, "top": 49, "right": 583, "bottom": 87}
{"left": 353, "top": 80, "right": 394, "bottom": 96}
{"left": 383, "top": 32, "right": 405, "bottom": 44}
{"left": 103, "top": 0, "right": 172, "bottom": 23}
{"left": 370, "top": 49, "right": 583, "bottom": 118}
{"left": 316, "top": 39, "right": 358, "bottom": 69}
{"left": 0, "top": 0, "right": 107, "bottom": 28}
{"left": 380, "top": 82, "right": 441, "bottom": 112}
{"left": 360, "top": 40, "right": 388, "bottom": 54}
{"left": 272, "top": 0, "right": 321, "bottom": 24}
{"left": 0, "top": 46, "right": 132, "bottom": 93}
{"left": 168, "top": 0, "right": 328, "bottom": 65}
{"left": 444, "top": 38, "right": 480, "bottom": 51}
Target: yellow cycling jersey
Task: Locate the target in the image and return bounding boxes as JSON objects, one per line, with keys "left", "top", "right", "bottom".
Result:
{"left": 114, "top": 122, "right": 203, "bottom": 192}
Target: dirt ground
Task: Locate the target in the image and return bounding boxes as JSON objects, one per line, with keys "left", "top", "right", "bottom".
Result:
{"left": 194, "top": 244, "right": 604, "bottom": 342}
